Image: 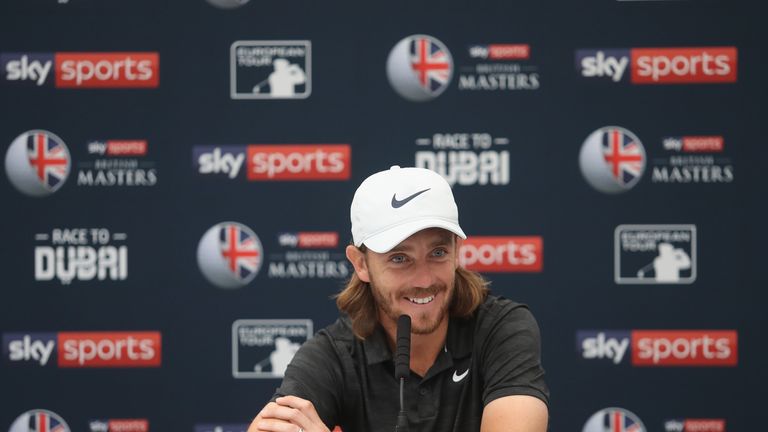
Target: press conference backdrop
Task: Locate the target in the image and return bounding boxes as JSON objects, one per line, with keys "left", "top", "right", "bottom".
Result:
{"left": 1, "top": 0, "right": 766, "bottom": 431}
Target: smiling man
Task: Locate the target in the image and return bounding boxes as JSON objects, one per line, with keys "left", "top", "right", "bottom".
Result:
{"left": 249, "top": 166, "right": 549, "bottom": 432}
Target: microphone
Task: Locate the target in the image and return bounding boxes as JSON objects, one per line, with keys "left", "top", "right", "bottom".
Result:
{"left": 395, "top": 314, "right": 411, "bottom": 432}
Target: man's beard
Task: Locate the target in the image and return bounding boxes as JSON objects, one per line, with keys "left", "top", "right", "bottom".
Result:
{"left": 369, "top": 279, "right": 454, "bottom": 335}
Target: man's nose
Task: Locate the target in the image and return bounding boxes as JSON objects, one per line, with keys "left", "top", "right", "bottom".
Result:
{"left": 410, "top": 260, "right": 436, "bottom": 289}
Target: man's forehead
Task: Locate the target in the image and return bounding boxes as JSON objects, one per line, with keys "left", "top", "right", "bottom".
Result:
{"left": 389, "top": 228, "right": 455, "bottom": 251}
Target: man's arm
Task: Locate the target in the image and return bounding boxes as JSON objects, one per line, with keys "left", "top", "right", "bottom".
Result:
{"left": 248, "top": 331, "right": 343, "bottom": 432}
{"left": 481, "top": 395, "right": 548, "bottom": 432}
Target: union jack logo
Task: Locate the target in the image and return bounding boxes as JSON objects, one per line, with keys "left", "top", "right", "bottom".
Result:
{"left": 10, "top": 409, "right": 69, "bottom": 432}
{"left": 602, "top": 409, "right": 644, "bottom": 432}
{"left": 583, "top": 408, "right": 645, "bottom": 432}
{"left": 409, "top": 36, "right": 452, "bottom": 94}
{"left": 601, "top": 127, "right": 645, "bottom": 188}
{"left": 26, "top": 131, "right": 70, "bottom": 191}
{"left": 219, "top": 223, "right": 262, "bottom": 282}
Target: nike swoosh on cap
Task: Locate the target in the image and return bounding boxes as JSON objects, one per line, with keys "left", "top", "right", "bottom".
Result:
{"left": 452, "top": 369, "right": 469, "bottom": 383}
{"left": 391, "top": 188, "right": 431, "bottom": 208}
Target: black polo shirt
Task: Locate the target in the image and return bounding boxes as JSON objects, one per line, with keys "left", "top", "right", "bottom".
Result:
{"left": 273, "top": 295, "right": 549, "bottom": 432}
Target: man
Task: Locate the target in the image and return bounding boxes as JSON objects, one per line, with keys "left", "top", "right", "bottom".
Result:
{"left": 249, "top": 166, "right": 549, "bottom": 432}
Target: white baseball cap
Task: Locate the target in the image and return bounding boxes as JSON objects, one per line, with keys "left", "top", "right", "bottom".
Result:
{"left": 350, "top": 165, "right": 466, "bottom": 253}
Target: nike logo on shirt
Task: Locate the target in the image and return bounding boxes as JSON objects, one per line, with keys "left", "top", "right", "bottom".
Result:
{"left": 391, "top": 188, "right": 430, "bottom": 208}
{"left": 452, "top": 369, "right": 469, "bottom": 383}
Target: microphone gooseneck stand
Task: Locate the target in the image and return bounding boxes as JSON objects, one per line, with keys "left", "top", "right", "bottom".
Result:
{"left": 395, "top": 314, "right": 411, "bottom": 432}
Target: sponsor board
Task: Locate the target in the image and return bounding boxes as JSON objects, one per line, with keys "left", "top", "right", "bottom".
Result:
{"left": 193, "top": 144, "right": 351, "bottom": 181}
{"left": 583, "top": 408, "right": 646, "bottom": 432}
{"left": 664, "top": 418, "right": 726, "bottom": 432}
{"left": 653, "top": 135, "right": 733, "bottom": 184}
{"left": 34, "top": 228, "right": 128, "bottom": 285}
{"left": 230, "top": 41, "right": 310, "bottom": 99}
{"left": 3, "top": 331, "right": 162, "bottom": 368}
{"left": 615, "top": 224, "right": 696, "bottom": 284}
{"left": 9, "top": 409, "right": 71, "bottom": 432}
{"left": 576, "top": 47, "right": 737, "bottom": 84}
{"left": 232, "top": 320, "right": 312, "bottom": 378}
{"left": 577, "top": 330, "right": 738, "bottom": 366}
{"left": 2, "top": 52, "right": 159, "bottom": 88}
{"left": 198, "top": 222, "right": 263, "bottom": 289}
{"left": 269, "top": 231, "right": 349, "bottom": 279}
{"left": 387, "top": 36, "right": 540, "bottom": 101}
{"left": 414, "top": 133, "right": 510, "bottom": 186}
{"left": 459, "top": 236, "right": 543, "bottom": 272}
{"left": 89, "top": 419, "right": 149, "bottom": 432}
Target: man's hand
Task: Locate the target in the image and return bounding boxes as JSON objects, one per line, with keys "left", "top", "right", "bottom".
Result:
{"left": 248, "top": 396, "right": 331, "bottom": 432}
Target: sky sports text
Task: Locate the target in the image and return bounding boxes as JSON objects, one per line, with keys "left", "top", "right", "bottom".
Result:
{"left": 2, "top": 331, "right": 161, "bottom": 367}
{"left": 2, "top": 52, "right": 159, "bottom": 88}
{"left": 194, "top": 144, "right": 350, "bottom": 180}
{"left": 577, "top": 330, "right": 737, "bottom": 366}
{"left": 459, "top": 236, "right": 542, "bottom": 272}
{"left": 576, "top": 47, "right": 737, "bottom": 84}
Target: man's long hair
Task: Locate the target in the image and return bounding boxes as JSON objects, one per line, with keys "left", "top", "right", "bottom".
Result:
{"left": 335, "top": 247, "right": 490, "bottom": 339}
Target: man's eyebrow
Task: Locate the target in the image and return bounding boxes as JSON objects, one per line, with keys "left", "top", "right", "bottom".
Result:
{"left": 388, "top": 234, "right": 454, "bottom": 253}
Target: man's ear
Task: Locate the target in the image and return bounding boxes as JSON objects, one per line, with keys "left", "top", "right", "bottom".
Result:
{"left": 346, "top": 244, "right": 370, "bottom": 283}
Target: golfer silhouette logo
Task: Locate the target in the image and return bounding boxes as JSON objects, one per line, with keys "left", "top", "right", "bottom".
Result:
{"left": 637, "top": 242, "right": 691, "bottom": 283}
{"left": 253, "top": 337, "right": 301, "bottom": 377}
{"left": 253, "top": 58, "right": 306, "bottom": 97}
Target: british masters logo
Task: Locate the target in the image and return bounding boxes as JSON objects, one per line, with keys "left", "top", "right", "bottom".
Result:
{"left": 460, "top": 43, "right": 540, "bottom": 91}
{"left": 230, "top": 41, "right": 311, "bottom": 99}
{"left": 579, "top": 126, "right": 646, "bottom": 194}
{"left": 34, "top": 228, "right": 128, "bottom": 285}
{"left": 269, "top": 231, "right": 350, "bottom": 279}
{"left": 5, "top": 130, "right": 70, "bottom": 197}
{"left": 387, "top": 35, "right": 453, "bottom": 102}
{"left": 9, "top": 409, "right": 71, "bottom": 432}
{"left": 582, "top": 408, "right": 646, "bottom": 432}
{"left": 78, "top": 139, "right": 157, "bottom": 187}
{"left": 232, "top": 319, "right": 312, "bottom": 378}
{"left": 197, "top": 222, "right": 263, "bottom": 289}
{"left": 653, "top": 135, "right": 733, "bottom": 184}
{"left": 615, "top": 224, "right": 696, "bottom": 284}
{"left": 414, "top": 132, "right": 510, "bottom": 186}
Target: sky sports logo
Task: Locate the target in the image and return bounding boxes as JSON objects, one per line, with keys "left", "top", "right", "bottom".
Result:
{"left": 1, "top": 52, "right": 159, "bottom": 88}
{"left": 576, "top": 47, "right": 737, "bottom": 84}
{"left": 278, "top": 232, "right": 339, "bottom": 248}
{"left": 459, "top": 236, "right": 542, "bottom": 272}
{"left": 577, "top": 330, "right": 737, "bottom": 366}
{"left": 662, "top": 136, "right": 724, "bottom": 153}
{"left": 2, "top": 331, "right": 161, "bottom": 367}
{"left": 193, "top": 144, "right": 351, "bottom": 181}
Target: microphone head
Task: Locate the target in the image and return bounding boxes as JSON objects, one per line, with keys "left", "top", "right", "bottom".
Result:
{"left": 395, "top": 314, "right": 411, "bottom": 380}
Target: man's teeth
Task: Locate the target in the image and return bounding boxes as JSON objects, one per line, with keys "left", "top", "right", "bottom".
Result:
{"left": 406, "top": 295, "right": 434, "bottom": 304}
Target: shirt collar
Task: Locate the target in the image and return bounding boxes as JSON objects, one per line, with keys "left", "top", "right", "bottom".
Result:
{"left": 363, "top": 315, "right": 474, "bottom": 365}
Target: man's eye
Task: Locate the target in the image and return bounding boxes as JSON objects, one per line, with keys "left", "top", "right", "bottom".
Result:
{"left": 433, "top": 248, "right": 447, "bottom": 257}
{"left": 390, "top": 255, "right": 406, "bottom": 263}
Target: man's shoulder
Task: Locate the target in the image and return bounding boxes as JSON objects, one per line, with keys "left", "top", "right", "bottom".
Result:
{"left": 315, "top": 315, "right": 357, "bottom": 349}
{"left": 472, "top": 294, "right": 537, "bottom": 335}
